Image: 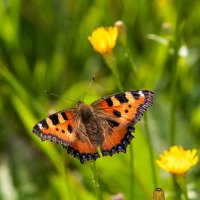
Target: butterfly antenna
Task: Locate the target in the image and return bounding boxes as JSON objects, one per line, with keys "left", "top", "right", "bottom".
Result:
{"left": 82, "top": 75, "right": 95, "bottom": 101}
{"left": 45, "top": 90, "right": 76, "bottom": 102}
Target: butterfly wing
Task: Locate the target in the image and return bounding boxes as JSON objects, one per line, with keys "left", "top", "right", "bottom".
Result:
{"left": 62, "top": 115, "right": 100, "bottom": 164}
{"left": 32, "top": 109, "right": 77, "bottom": 146}
{"left": 64, "top": 140, "right": 100, "bottom": 164}
{"left": 33, "top": 109, "right": 99, "bottom": 164}
{"left": 91, "top": 90, "right": 154, "bottom": 156}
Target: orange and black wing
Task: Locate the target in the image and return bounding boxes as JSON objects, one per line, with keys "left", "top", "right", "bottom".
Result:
{"left": 32, "top": 109, "right": 77, "bottom": 146}
{"left": 65, "top": 138, "right": 100, "bottom": 164}
{"left": 33, "top": 109, "right": 100, "bottom": 164}
{"left": 91, "top": 90, "right": 154, "bottom": 157}
{"left": 63, "top": 116, "right": 100, "bottom": 164}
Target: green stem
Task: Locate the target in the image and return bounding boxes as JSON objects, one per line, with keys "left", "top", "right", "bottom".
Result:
{"left": 182, "top": 186, "right": 189, "bottom": 200}
{"left": 103, "top": 53, "right": 123, "bottom": 91}
{"left": 144, "top": 114, "right": 157, "bottom": 188}
{"left": 173, "top": 175, "right": 182, "bottom": 200}
{"left": 169, "top": 0, "right": 182, "bottom": 145}
{"left": 89, "top": 161, "right": 101, "bottom": 200}
{"left": 170, "top": 2, "right": 184, "bottom": 197}
{"left": 126, "top": 47, "right": 137, "bottom": 76}
{"left": 175, "top": 175, "right": 189, "bottom": 200}
{"left": 129, "top": 145, "right": 134, "bottom": 200}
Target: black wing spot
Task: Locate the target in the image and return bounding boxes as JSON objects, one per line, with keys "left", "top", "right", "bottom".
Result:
{"left": 115, "top": 93, "right": 129, "bottom": 103}
{"left": 107, "top": 119, "right": 120, "bottom": 127}
{"left": 61, "top": 129, "right": 65, "bottom": 133}
{"left": 105, "top": 97, "right": 113, "bottom": 107}
{"left": 131, "top": 91, "right": 140, "bottom": 100}
{"left": 40, "top": 120, "right": 49, "bottom": 129}
{"left": 113, "top": 110, "right": 121, "bottom": 118}
{"left": 56, "top": 128, "right": 59, "bottom": 131}
{"left": 61, "top": 112, "right": 68, "bottom": 120}
{"left": 68, "top": 125, "right": 73, "bottom": 133}
{"left": 49, "top": 114, "right": 59, "bottom": 125}
{"left": 125, "top": 109, "right": 129, "bottom": 113}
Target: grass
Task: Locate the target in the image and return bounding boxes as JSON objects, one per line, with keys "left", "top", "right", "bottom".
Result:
{"left": 0, "top": 0, "right": 200, "bottom": 199}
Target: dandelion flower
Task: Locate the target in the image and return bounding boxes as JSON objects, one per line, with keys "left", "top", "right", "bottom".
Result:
{"left": 88, "top": 26, "right": 118, "bottom": 54}
{"left": 157, "top": 146, "right": 198, "bottom": 175}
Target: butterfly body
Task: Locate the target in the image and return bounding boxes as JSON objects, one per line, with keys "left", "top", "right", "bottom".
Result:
{"left": 33, "top": 90, "right": 154, "bottom": 163}
{"left": 77, "top": 101, "right": 103, "bottom": 146}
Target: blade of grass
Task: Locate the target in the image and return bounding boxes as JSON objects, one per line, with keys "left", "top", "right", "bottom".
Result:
{"left": 89, "top": 161, "right": 101, "bottom": 200}
{"left": 144, "top": 114, "right": 157, "bottom": 188}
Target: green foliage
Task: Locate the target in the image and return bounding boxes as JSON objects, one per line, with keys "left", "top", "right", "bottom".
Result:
{"left": 0, "top": 0, "right": 200, "bottom": 199}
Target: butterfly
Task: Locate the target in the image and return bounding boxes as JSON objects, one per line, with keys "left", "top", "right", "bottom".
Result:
{"left": 32, "top": 90, "right": 154, "bottom": 164}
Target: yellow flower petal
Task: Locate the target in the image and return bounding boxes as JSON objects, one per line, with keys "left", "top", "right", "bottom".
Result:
{"left": 88, "top": 26, "right": 118, "bottom": 54}
{"left": 156, "top": 146, "right": 198, "bottom": 175}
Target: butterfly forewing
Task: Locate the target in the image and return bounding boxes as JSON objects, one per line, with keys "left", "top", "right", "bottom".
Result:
{"left": 32, "top": 109, "right": 77, "bottom": 146}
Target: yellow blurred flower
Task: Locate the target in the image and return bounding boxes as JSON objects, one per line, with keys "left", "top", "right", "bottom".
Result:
{"left": 88, "top": 26, "right": 118, "bottom": 54}
{"left": 157, "top": 146, "right": 198, "bottom": 175}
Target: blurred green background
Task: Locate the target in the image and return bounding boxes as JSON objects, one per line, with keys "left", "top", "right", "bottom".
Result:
{"left": 0, "top": 0, "right": 200, "bottom": 199}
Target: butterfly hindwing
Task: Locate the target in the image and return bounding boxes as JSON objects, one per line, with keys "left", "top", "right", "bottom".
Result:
{"left": 32, "top": 109, "right": 77, "bottom": 146}
{"left": 91, "top": 90, "right": 154, "bottom": 156}
{"left": 65, "top": 138, "right": 100, "bottom": 164}
{"left": 99, "top": 121, "right": 135, "bottom": 156}
{"left": 62, "top": 115, "right": 100, "bottom": 164}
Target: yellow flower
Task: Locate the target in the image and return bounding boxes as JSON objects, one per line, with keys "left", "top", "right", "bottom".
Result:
{"left": 88, "top": 26, "right": 118, "bottom": 54}
{"left": 157, "top": 146, "right": 198, "bottom": 175}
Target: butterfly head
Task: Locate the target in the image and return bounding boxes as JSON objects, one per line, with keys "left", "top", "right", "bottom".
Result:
{"left": 77, "top": 100, "right": 83, "bottom": 106}
{"left": 77, "top": 100, "right": 94, "bottom": 123}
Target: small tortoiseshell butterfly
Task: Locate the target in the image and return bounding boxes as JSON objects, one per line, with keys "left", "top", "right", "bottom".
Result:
{"left": 32, "top": 90, "right": 154, "bottom": 164}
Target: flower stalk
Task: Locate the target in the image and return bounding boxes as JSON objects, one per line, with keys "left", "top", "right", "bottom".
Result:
{"left": 103, "top": 53, "right": 122, "bottom": 91}
{"left": 144, "top": 114, "right": 157, "bottom": 188}
{"left": 175, "top": 175, "right": 189, "bottom": 200}
{"left": 89, "top": 161, "right": 101, "bottom": 200}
